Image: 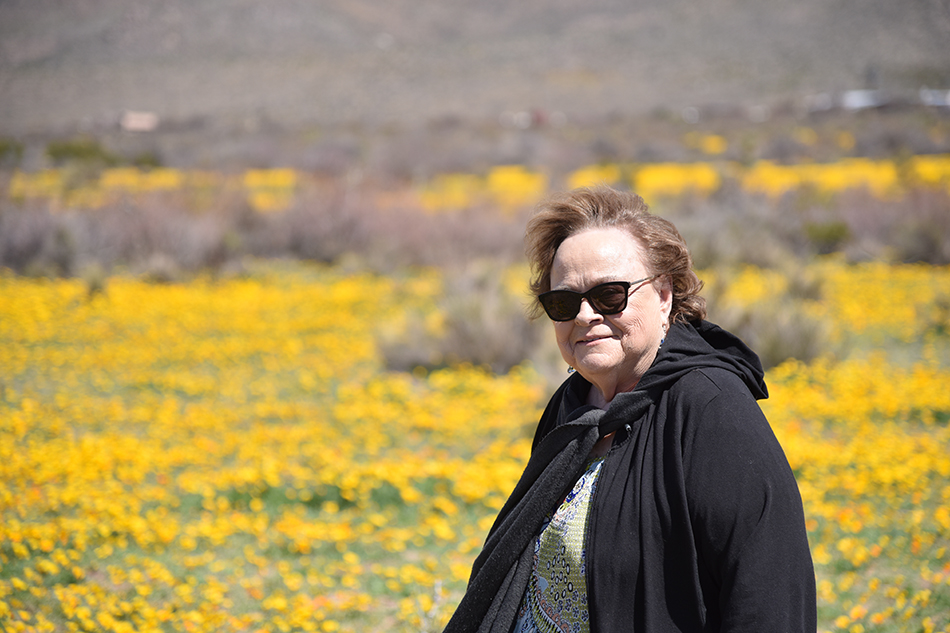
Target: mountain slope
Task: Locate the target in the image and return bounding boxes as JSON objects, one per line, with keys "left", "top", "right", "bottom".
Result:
{"left": 2, "top": 0, "right": 948, "bottom": 135}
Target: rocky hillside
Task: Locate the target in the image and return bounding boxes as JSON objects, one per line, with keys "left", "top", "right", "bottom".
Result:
{"left": 1, "top": 0, "right": 949, "bottom": 170}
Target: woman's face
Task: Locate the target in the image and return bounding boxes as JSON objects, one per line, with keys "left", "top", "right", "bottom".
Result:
{"left": 549, "top": 227, "right": 672, "bottom": 403}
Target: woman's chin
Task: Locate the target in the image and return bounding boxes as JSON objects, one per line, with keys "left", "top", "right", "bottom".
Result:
{"left": 574, "top": 356, "right": 620, "bottom": 381}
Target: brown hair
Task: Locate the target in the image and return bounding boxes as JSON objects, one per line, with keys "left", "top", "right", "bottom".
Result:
{"left": 525, "top": 186, "right": 706, "bottom": 323}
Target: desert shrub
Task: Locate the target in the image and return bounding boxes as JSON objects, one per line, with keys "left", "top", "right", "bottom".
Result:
{"left": 709, "top": 298, "right": 837, "bottom": 370}
{"left": 45, "top": 137, "right": 120, "bottom": 168}
{"left": 233, "top": 184, "right": 375, "bottom": 264}
{"left": 5, "top": 166, "right": 946, "bottom": 290}
{"left": 371, "top": 206, "right": 528, "bottom": 270}
{"left": 435, "top": 262, "right": 543, "bottom": 374}
{"left": 701, "top": 263, "right": 845, "bottom": 369}
{"left": 837, "top": 187, "right": 950, "bottom": 264}
{"left": 235, "top": 180, "right": 531, "bottom": 273}
{"left": 655, "top": 186, "right": 805, "bottom": 269}
{"left": 380, "top": 261, "right": 544, "bottom": 375}
{"left": 131, "top": 151, "right": 164, "bottom": 169}
{"left": 804, "top": 220, "right": 850, "bottom": 255}
{"left": 657, "top": 180, "right": 950, "bottom": 267}
{"left": 70, "top": 197, "right": 234, "bottom": 277}
{"left": 0, "top": 138, "right": 24, "bottom": 168}
{"left": 0, "top": 195, "right": 233, "bottom": 279}
{"left": 0, "top": 206, "right": 83, "bottom": 277}
{"left": 0, "top": 203, "right": 57, "bottom": 273}
{"left": 0, "top": 178, "right": 535, "bottom": 282}
{"left": 376, "top": 258, "right": 571, "bottom": 387}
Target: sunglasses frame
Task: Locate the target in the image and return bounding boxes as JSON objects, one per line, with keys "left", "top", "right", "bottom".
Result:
{"left": 538, "top": 275, "right": 660, "bottom": 322}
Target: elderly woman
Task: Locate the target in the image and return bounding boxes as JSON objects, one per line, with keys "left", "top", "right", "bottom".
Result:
{"left": 444, "top": 187, "right": 816, "bottom": 632}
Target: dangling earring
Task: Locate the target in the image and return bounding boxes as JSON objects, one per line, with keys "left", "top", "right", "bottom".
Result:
{"left": 567, "top": 366, "right": 575, "bottom": 374}
{"left": 659, "top": 323, "right": 668, "bottom": 348}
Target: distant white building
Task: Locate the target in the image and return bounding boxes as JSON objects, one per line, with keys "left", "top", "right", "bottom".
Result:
{"left": 920, "top": 88, "right": 950, "bottom": 107}
{"left": 120, "top": 111, "right": 160, "bottom": 132}
{"left": 840, "top": 90, "right": 885, "bottom": 110}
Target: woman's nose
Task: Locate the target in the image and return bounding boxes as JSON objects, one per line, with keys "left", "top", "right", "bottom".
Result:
{"left": 575, "top": 298, "right": 603, "bottom": 324}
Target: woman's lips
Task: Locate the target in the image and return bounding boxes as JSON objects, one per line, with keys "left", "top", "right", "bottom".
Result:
{"left": 577, "top": 334, "right": 611, "bottom": 346}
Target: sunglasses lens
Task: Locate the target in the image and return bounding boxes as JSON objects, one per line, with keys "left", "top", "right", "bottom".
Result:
{"left": 540, "top": 282, "right": 631, "bottom": 321}
{"left": 590, "top": 283, "right": 629, "bottom": 313}
{"left": 540, "top": 291, "right": 579, "bottom": 321}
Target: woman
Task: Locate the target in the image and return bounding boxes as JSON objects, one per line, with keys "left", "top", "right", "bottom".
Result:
{"left": 444, "top": 187, "right": 816, "bottom": 632}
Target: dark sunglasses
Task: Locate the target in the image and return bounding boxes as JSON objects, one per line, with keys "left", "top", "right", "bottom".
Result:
{"left": 538, "top": 276, "right": 659, "bottom": 321}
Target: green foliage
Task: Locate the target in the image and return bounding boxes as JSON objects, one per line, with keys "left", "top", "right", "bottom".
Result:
{"left": 131, "top": 151, "right": 164, "bottom": 169}
{"left": 805, "top": 220, "right": 851, "bottom": 254}
{"left": 45, "top": 136, "right": 119, "bottom": 167}
{"left": 0, "top": 137, "right": 24, "bottom": 167}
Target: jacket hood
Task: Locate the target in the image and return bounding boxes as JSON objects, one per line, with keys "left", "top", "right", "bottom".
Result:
{"left": 656, "top": 318, "right": 767, "bottom": 399}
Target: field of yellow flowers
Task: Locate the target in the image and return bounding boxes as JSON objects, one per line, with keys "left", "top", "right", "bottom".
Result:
{"left": 2, "top": 258, "right": 950, "bottom": 632}
{"left": 8, "top": 153, "right": 950, "bottom": 214}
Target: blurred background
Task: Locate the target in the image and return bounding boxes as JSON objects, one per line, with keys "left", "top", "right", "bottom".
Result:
{"left": 2, "top": 0, "right": 949, "bottom": 170}
{"left": 3, "top": 2, "right": 950, "bottom": 632}
{"left": 3, "top": 0, "right": 950, "bottom": 313}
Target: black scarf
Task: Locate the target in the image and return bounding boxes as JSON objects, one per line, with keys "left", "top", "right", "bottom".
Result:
{"left": 443, "top": 320, "right": 767, "bottom": 633}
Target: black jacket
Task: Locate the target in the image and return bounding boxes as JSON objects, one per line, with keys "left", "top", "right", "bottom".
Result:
{"left": 444, "top": 320, "right": 816, "bottom": 632}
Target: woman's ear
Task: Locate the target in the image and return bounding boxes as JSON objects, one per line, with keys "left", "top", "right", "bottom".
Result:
{"left": 657, "top": 275, "right": 673, "bottom": 322}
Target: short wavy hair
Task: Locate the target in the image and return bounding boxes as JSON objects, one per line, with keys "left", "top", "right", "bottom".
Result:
{"left": 525, "top": 186, "right": 706, "bottom": 323}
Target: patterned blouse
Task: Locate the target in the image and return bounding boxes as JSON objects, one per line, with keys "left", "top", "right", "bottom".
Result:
{"left": 511, "top": 456, "right": 606, "bottom": 633}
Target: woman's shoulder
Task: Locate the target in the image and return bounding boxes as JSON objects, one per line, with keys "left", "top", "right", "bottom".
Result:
{"left": 664, "top": 365, "right": 773, "bottom": 447}
{"left": 667, "top": 364, "right": 760, "bottom": 406}
{"left": 664, "top": 366, "right": 792, "bottom": 480}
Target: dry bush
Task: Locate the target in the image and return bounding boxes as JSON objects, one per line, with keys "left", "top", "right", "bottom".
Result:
{"left": 0, "top": 179, "right": 530, "bottom": 280}
{"left": 701, "top": 263, "right": 843, "bottom": 370}
{"left": 366, "top": 202, "right": 549, "bottom": 375}
{"left": 364, "top": 204, "right": 530, "bottom": 271}
{"left": 436, "top": 261, "right": 544, "bottom": 374}
{"left": 639, "top": 186, "right": 849, "bottom": 368}
{"left": 237, "top": 187, "right": 375, "bottom": 264}
{"left": 656, "top": 181, "right": 950, "bottom": 268}
{"left": 0, "top": 202, "right": 61, "bottom": 274}
{"left": 837, "top": 187, "right": 950, "bottom": 264}
{"left": 379, "top": 259, "right": 544, "bottom": 375}
{"left": 706, "top": 298, "right": 838, "bottom": 370}
{"left": 6, "top": 175, "right": 944, "bottom": 281}
{"left": 655, "top": 186, "right": 807, "bottom": 269}
{"left": 0, "top": 195, "right": 236, "bottom": 280}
